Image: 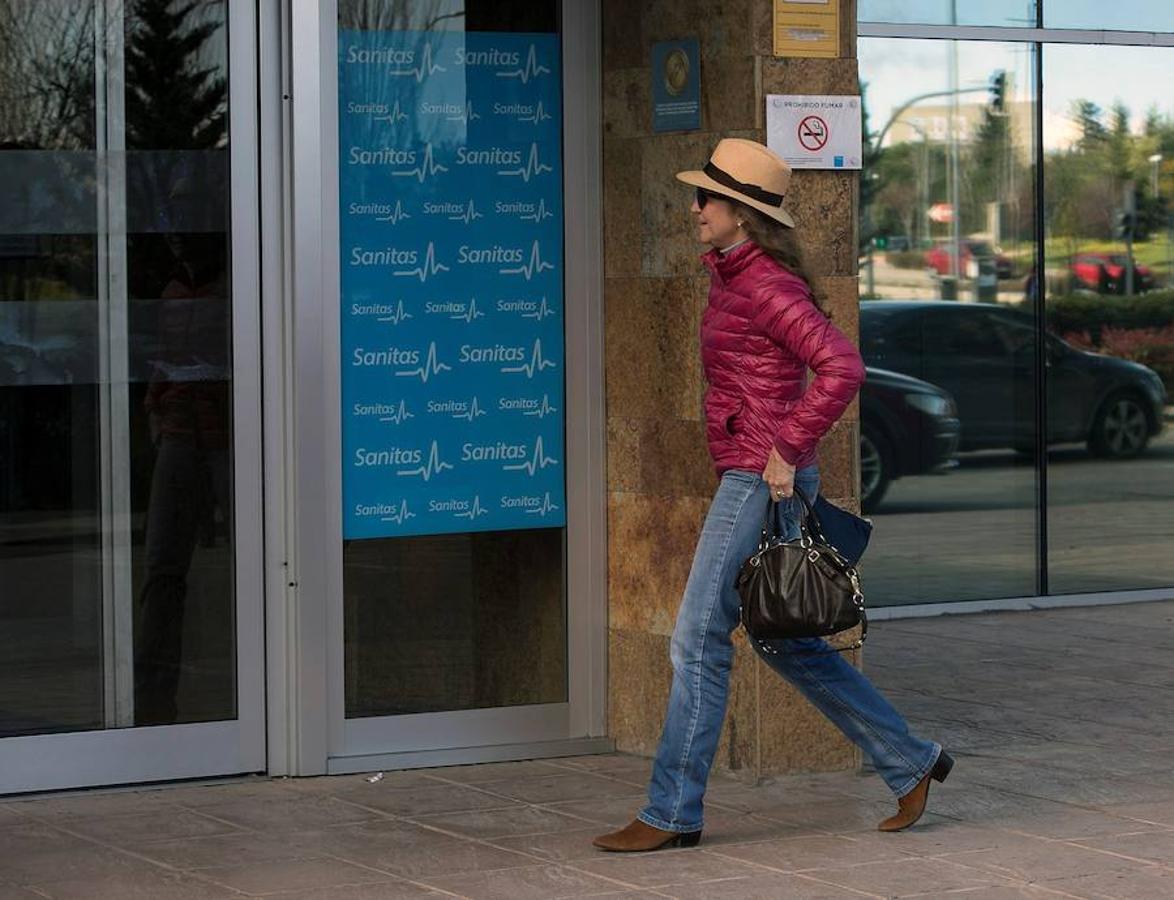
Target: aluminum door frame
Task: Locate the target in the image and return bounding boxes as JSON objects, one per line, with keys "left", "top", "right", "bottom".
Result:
{"left": 280, "top": 0, "right": 608, "bottom": 776}
{"left": 0, "top": 0, "right": 266, "bottom": 795}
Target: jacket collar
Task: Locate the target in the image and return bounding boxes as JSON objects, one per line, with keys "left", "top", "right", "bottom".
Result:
{"left": 702, "top": 240, "right": 764, "bottom": 284}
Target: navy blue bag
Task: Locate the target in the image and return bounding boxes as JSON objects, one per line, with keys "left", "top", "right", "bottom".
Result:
{"left": 810, "top": 493, "right": 872, "bottom": 566}
{"left": 769, "top": 489, "right": 872, "bottom": 565}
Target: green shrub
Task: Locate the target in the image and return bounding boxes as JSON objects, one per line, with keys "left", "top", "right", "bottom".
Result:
{"left": 1045, "top": 291, "right": 1174, "bottom": 341}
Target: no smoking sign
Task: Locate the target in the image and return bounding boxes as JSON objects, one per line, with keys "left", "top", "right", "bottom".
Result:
{"left": 798, "top": 115, "right": 829, "bottom": 151}
{"left": 767, "top": 94, "right": 862, "bottom": 170}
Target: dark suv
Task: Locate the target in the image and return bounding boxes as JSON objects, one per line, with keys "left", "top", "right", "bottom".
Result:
{"left": 860, "top": 301, "right": 1167, "bottom": 459}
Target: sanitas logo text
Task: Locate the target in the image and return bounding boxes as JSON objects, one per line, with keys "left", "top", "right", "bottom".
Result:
{"left": 354, "top": 446, "right": 422, "bottom": 467}
{"left": 498, "top": 396, "right": 540, "bottom": 412}
{"left": 350, "top": 246, "right": 418, "bottom": 266}
{"left": 461, "top": 441, "right": 529, "bottom": 462}
{"left": 455, "top": 47, "right": 520, "bottom": 67}
{"left": 454, "top": 147, "right": 522, "bottom": 166}
{"left": 429, "top": 498, "right": 472, "bottom": 513}
{"left": 346, "top": 46, "right": 414, "bottom": 65}
{"left": 501, "top": 494, "right": 547, "bottom": 509}
{"left": 348, "top": 146, "right": 415, "bottom": 166}
{"left": 352, "top": 346, "right": 420, "bottom": 366}
{"left": 457, "top": 245, "right": 523, "bottom": 264}
{"left": 347, "top": 101, "right": 389, "bottom": 114}
{"left": 458, "top": 344, "right": 525, "bottom": 363}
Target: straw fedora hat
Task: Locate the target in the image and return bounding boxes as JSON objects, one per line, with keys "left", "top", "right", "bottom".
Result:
{"left": 676, "top": 138, "right": 795, "bottom": 228}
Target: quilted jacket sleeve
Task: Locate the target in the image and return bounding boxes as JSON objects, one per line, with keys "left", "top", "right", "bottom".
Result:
{"left": 750, "top": 275, "right": 867, "bottom": 466}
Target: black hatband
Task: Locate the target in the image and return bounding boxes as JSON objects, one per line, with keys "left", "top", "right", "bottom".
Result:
{"left": 703, "top": 162, "right": 785, "bottom": 207}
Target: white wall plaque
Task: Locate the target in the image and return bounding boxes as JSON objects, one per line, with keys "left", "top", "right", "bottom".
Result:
{"left": 766, "top": 94, "right": 863, "bottom": 170}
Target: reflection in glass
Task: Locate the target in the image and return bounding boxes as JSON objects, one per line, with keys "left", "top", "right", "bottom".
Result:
{"left": 1043, "top": 44, "right": 1174, "bottom": 594}
{"left": 858, "top": 38, "right": 1038, "bottom": 605}
{"left": 1044, "top": 1, "right": 1174, "bottom": 32}
{"left": 338, "top": 0, "right": 568, "bottom": 718}
{"left": 126, "top": 0, "right": 235, "bottom": 726}
{"left": 859, "top": 0, "right": 1036, "bottom": 27}
{"left": 0, "top": 1, "right": 101, "bottom": 737}
{"left": 0, "top": 0, "right": 234, "bottom": 737}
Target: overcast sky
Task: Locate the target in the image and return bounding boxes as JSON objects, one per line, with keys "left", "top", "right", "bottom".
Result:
{"left": 860, "top": 39, "right": 1174, "bottom": 150}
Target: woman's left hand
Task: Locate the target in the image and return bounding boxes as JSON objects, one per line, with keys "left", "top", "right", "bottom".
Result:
{"left": 763, "top": 447, "right": 796, "bottom": 500}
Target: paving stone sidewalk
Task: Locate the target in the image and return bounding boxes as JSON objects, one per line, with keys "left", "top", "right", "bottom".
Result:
{"left": 2, "top": 600, "right": 1173, "bottom": 899}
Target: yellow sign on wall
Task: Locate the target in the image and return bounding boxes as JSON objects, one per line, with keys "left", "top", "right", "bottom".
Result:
{"left": 773, "top": 0, "right": 841, "bottom": 59}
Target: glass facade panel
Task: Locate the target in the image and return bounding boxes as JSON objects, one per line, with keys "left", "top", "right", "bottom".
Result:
{"left": 1043, "top": 44, "right": 1174, "bottom": 594}
{"left": 859, "top": 1, "right": 1036, "bottom": 28}
{"left": 338, "top": 0, "right": 568, "bottom": 718}
{"left": 1045, "top": 1, "right": 1174, "bottom": 32}
{"left": 858, "top": 38, "right": 1039, "bottom": 605}
{"left": 0, "top": 0, "right": 235, "bottom": 736}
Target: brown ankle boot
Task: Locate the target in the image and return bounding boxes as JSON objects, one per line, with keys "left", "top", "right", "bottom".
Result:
{"left": 592, "top": 819, "right": 702, "bottom": 852}
{"left": 878, "top": 750, "right": 954, "bottom": 833}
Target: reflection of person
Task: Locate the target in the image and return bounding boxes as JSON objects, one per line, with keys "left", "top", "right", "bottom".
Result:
{"left": 594, "top": 140, "right": 955, "bottom": 853}
{"left": 133, "top": 229, "right": 230, "bottom": 726}
{"left": 1023, "top": 264, "right": 1039, "bottom": 308}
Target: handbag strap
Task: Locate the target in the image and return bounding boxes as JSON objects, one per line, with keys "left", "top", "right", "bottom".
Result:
{"left": 757, "top": 485, "right": 829, "bottom": 550}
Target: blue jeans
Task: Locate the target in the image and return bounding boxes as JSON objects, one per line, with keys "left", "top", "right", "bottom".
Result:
{"left": 638, "top": 467, "right": 941, "bottom": 834}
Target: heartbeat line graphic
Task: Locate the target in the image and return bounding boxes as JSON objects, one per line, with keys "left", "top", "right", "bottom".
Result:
{"left": 503, "top": 436, "right": 559, "bottom": 476}
{"left": 376, "top": 300, "right": 413, "bottom": 324}
{"left": 395, "top": 341, "right": 452, "bottom": 383}
{"left": 523, "top": 394, "right": 559, "bottom": 418}
{"left": 397, "top": 440, "right": 454, "bottom": 481}
{"left": 497, "top": 144, "right": 553, "bottom": 182}
{"left": 452, "top": 396, "right": 487, "bottom": 422}
{"left": 446, "top": 101, "right": 480, "bottom": 123}
{"left": 448, "top": 200, "right": 484, "bottom": 224}
{"left": 520, "top": 296, "right": 557, "bottom": 321}
{"left": 500, "top": 241, "right": 555, "bottom": 280}
{"left": 519, "top": 101, "right": 553, "bottom": 125}
{"left": 392, "top": 143, "right": 449, "bottom": 183}
{"left": 391, "top": 43, "right": 446, "bottom": 83}
{"left": 372, "top": 101, "right": 408, "bottom": 125}
{"left": 394, "top": 243, "right": 450, "bottom": 282}
{"left": 379, "top": 499, "right": 416, "bottom": 525}
{"left": 496, "top": 45, "right": 551, "bottom": 84}
{"left": 520, "top": 199, "right": 554, "bottom": 223}
{"left": 375, "top": 200, "right": 410, "bottom": 224}
{"left": 525, "top": 492, "right": 561, "bottom": 517}
{"left": 378, "top": 399, "right": 413, "bottom": 425}
{"left": 454, "top": 495, "right": 489, "bottom": 520}
{"left": 450, "top": 297, "right": 485, "bottom": 323}
{"left": 501, "top": 338, "right": 558, "bottom": 379}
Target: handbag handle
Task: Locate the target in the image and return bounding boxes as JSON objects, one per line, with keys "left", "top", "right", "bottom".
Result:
{"left": 757, "top": 485, "right": 828, "bottom": 550}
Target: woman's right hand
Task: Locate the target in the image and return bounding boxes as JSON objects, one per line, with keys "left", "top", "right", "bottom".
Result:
{"left": 763, "top": 447, "right": 796, "bottom": 500}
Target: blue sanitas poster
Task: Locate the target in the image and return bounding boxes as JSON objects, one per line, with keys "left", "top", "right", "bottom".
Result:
{"left": 339, "top": 29, "right": 565, "bottom": 539}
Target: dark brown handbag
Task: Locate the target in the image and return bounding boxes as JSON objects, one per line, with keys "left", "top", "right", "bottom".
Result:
{"left": 736, "top": 488, "right": 867, "bottom": 655}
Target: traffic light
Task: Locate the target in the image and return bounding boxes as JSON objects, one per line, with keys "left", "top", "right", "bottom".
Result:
{"left": 988, "top": 70, "right": 1007, "bottom": 113}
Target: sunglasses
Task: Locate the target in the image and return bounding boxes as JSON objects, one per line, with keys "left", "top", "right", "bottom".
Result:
{"left": 695, "top": 186, "right": 726, "bottom": 209}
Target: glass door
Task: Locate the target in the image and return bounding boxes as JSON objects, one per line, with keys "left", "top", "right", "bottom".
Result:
{"left": 308, "top": 0, "right": 607, "bottom": 772}
{"left": 0, "top": 0, "right": 264, "bottom": 793}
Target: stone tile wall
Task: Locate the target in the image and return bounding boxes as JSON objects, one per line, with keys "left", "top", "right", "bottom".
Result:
{"left": 602, "top": 0, "right": 863, "bottom": 778}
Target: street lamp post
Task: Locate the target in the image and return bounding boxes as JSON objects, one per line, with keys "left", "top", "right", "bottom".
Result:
{"left": 1150, "top": 153, "right": 1170, "bottom": 289}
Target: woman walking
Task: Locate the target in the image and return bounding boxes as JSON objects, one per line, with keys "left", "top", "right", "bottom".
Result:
{"left": 593, "top": 139, "right": 954, "bottom": 853}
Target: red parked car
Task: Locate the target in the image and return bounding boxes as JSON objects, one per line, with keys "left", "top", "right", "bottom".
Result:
{"left": 1070, "top": 253, "right": 1155, "bottom": 294}
{"left": 924, "top": 240, "right": 1014, "bottom": 279}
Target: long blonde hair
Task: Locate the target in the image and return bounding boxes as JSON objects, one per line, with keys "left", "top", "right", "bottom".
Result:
{"left": 732, "top": 203, "right": 827, "bottom": 314}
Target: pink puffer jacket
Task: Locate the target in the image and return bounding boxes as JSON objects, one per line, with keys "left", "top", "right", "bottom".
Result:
{"left": 700, "top": 241, "right": 866, "bottom": 474}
